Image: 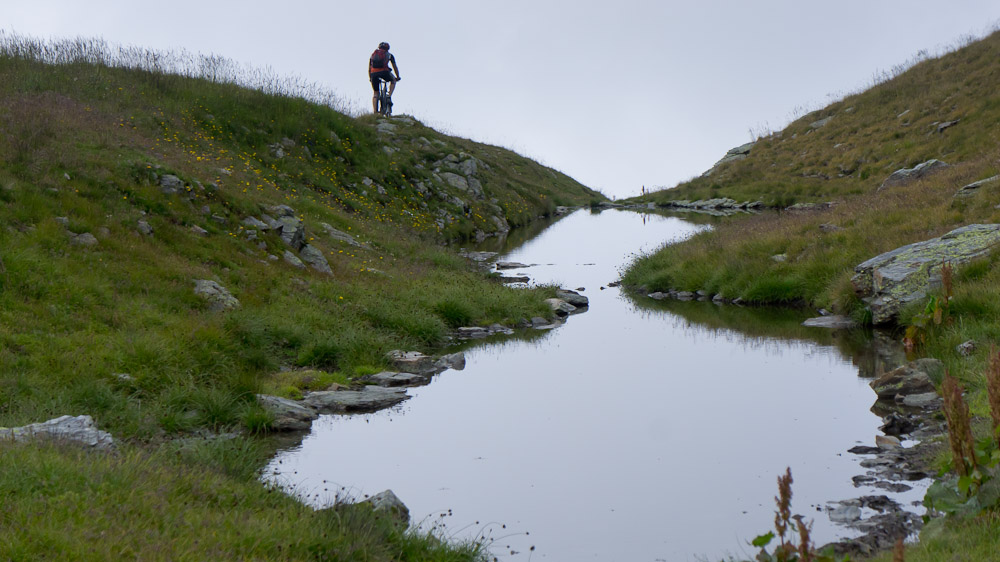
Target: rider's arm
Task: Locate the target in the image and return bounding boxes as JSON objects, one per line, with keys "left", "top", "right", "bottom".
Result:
{"left": 390, "top": 55, "right": 400, "bottom": 80}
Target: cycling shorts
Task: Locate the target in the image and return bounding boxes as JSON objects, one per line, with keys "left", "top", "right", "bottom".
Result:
{"left": 370, "top": 70, "right": 395, "bottom": 92}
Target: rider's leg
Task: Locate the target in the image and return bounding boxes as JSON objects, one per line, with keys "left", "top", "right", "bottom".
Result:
{"left": 388, "top": 77, "right": 397, "bottom": 97}
{"left": 372, "top": 93, "right": 379, "bottom": 113}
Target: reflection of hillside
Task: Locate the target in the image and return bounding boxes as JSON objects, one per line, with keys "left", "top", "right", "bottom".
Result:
{"left": 627, "top": 295, "right": 905, "bottom": 379}
{"left": 467, "top": 212, "right": 574, "bottom": 255}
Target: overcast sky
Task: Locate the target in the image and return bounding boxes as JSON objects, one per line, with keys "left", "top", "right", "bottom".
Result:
{"left": 6, "top": 1, "right": 1000, "bottom": 198}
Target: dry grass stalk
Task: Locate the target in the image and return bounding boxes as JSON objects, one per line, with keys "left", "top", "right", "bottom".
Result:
{"left": 794, "top": 514, "right": 814, "bottom": 562}
{"left": 988, "top": 345, "right": 1000, "bottom": 450}
{"left": 942, "top": 372, "right": 976, "bottom": 476}
{"left": 893, "top": 536, "right": 905, "bottom": 562}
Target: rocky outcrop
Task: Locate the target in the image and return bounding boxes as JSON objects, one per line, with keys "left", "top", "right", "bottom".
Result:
{"left": 193, "top": 279, "right": 240, "bottom": 311}
{"left": 299, "top": 244, "right": 333, "bottom": 275}
{"left": 0, "top": 415, "right": 115, "bottom": 451}
{"left": 702, "top": 142, "right": 755, "bottom": 176}
{"left": 852, "top": 224, "right": 1000, "bottom": 324}
{"left": 878, "top": 159, "right": 948, "bottom": 191}
{"left": 555, "top": 289, "right": 589, "bottom": 308}
{"left": 955, "top": 175, "right": 999, "bottom": 198}
{"left": 657, "top": 198, "right": 763, "bottom": 216}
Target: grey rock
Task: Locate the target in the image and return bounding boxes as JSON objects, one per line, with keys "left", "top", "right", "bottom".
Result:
{"left": 546, "top": 298, "right": 577, "bottom": 316}
{"left": 54, "top": 216, "right": 69, "bottom": 226}
{"left": 283, "top": 250, "right": 306, "bottom": 269}
{"left": 362, "top": 489, "right": 409, "bottom": 523}
{"left": 267, "top": 205, "right": 296, "bottom": 218}
{"left": 875, "top": 435, "right": 901, "bottom": 450}
{"left": 648, "top": 292, "right": 668, "bottom": 300}
{"left": 878, "top": 159, "right": 949, "bottom": 191}
{"left": 160, "top": 174, "right": 183, "bottom": 194}
{"left": 256, "top": 394, "right": 318, "bottom": 431}
{"left": 829, "top": 504, "right": 862, "bottom": 523}
{"left": 368, "top": 371, "right": 430, "bottom": 387}
{"left": 190, "top": 225, "right": 209, "bottom": 236}
{"left": 69, "top": 232, "right": 98, "bottom": 246}
{"left": 320, "top": 223, "right": 362, "bottom": 247}
{"left": 439, "top": 172, "right": 469, "bottom": 192}
{"left": 242, "top": 216, "right": 272, "bottom": 230}
{"left": 376, "top": 122, "right": 397, "bottom": 134}
{"left": 810, "top": 116, "right": 833, "bottom": 129}
{"left": 210, "top": 214, "right": 227, "bottom": 225}
{"left": 436, "top": 352, "right": 466, "bottom": 371}
{"left": 956, "top": 340, "right": 977, "bottom": 356}
{"left": 496, "top": 261, "right": 530, "bottom": 270}
{"left": 303, "top": 386, "right": 409, "bottom": 413}
{"left": 870, "top": 360, "right": 941, "bottom": 400}
{"left": 193, "top": 279, "right": 240, "bottom": 311}
{"left": 277, "top": 216, "right": 305, "bottom": 250}
{"left": 0, "top": 415, "right": 114, "bottom": 451}
{"left": 675, "top": 291, "right": 695, "bottom": 301}
{"left": 137, "top": 220, "right": 153, "bottom": 236}
{"left": 900, "top": 392, "right": 941, "bottom": 409}
{"left": 555, "top": 289, "right": 589, "bottom": 307}
{"left": 300, "top": 244, "right": 333, "bottom": 275}
{"left": 803, "top": 315, "right": 857, "bottom": 329}
{"left": 852, "top": 224, "right": 1000, "bottom": 324}
{"left": 937, "top": 119, "right": 960, "bottom": 133}
{"left": 387, "top": 350, "right": 438, "bottom": 375}
{"left": 955, "top": 175, "right": 999, "bottom": 197}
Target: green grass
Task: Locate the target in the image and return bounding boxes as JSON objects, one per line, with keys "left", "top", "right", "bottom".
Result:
{"left": 0, "top": 441, "right": 483, "bottom": 561}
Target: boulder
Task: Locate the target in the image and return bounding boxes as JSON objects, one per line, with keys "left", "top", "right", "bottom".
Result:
{"left": 362, "top": 489, "right": 410, "bottom": 523}
{"left": 496, "top": 261, "right": 529, "bottom": 270}
{"left": 299, "top": 244, "right": 333, "bottom": 275}
{"left": 955, "top": 175, "right": 999, "bottom": 198}
{"left": 276, "top": 216, "right": 305, "bottom": 250}
{"left": 256, "top": 394, "right": 318, "bottom": 431}
{"left": 0, "top": 415, "right": 114, "bottom": 451}
{"left": 193, "top": 279, "right": 240, "bottom": 311}
{"left": 137, "top": 220, "right": 153, "bottom": 236}
{"left": 69, "top": 232, "right": 98, "bottom": 246}
{"left": 242, "top": 216, "right": 272, "bottom": 230}
{"left": 160, "top": 174, "right": 183, "bottom": 194}
{"left": 878, "top": 159, "right": 948, "bottom": 191}
{"left": 555, "top": 289, "right": 589, "bottom": 308}
{"left": 870, "top": 359, "right": 941, "bottom": 400}
{"left": 283, "top": 250, "right": 306, "bottom": 269}
{"left": 546, "top": 298, "right": 577, "bottom": 316}
{"left": 320, "top": 223, "right": 363, "bottom": 247}
{"left": 387, "top": 350, "right": 438, "bottom": 375}
{"left": 436, "top": 352, "right": 466, "bottom": 371}
{"left": 303, "top": 386, "right": 409, "bottom": 413}
{"left": 852, "top": 224, "right": 1000, "bottom": 324}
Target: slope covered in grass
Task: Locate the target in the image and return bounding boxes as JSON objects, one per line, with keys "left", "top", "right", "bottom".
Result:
{"left": 0, "top": 36, "right": 600, "bottom": 560}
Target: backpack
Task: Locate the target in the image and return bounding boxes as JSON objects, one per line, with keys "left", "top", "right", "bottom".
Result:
{"left": 370, "top": 48, "right": 388, "bottom": 69}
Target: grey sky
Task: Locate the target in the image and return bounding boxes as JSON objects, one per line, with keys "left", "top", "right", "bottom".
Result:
{"left": 6, "top": 1, "right": 1000, "bottom": 198}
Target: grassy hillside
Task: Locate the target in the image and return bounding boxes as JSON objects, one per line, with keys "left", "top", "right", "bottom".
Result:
{"left": 624, "top": 29, "right": 1000, "bottom": 560}
{"left": 0, "top": 36, "right": 600, "bottom": 560}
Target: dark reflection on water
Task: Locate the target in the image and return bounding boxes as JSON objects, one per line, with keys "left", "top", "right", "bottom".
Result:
{"left": 265, "top": 209, "right": 923, "bottom": 562}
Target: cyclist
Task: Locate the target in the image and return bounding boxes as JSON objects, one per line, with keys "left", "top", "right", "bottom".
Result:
{"left": 369, "top": 42, "right": 400, "bottom": 114}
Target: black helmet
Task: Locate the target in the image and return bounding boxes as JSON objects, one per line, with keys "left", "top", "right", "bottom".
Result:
{"left": 379, "top": 42, "right": 390, "bottom": 50}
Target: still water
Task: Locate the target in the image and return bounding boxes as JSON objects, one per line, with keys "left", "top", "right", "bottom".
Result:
{"left": 265, "top": 209, "right": 922, "bottom": 561}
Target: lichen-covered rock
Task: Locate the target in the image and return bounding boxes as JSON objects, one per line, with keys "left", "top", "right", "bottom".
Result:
{"left": 303, "top": 386, "right": 409, "bottom": 413}
{"left": 362, "top": 489, "right": 410, "bottom": 523}
{"left": 870, "top": 359, "right": 942, "bottom": 400}
{"left": 852, "top": 224, "right": 1000, "bottom": 324}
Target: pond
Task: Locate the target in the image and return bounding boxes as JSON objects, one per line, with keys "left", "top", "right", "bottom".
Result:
{"left": 265, "top": 208, "right": 926, "bottom": 561}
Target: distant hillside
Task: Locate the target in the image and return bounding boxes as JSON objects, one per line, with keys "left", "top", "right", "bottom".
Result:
{"left": 624, "top": 29, "right": 1000, "bottom": 314}
{"left": 638, "top": 29, "right": 1000, "bottom": 208}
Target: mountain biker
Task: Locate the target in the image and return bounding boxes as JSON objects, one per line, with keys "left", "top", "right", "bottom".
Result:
{"left": 369, "top": 42, "right": 400, "bottom": 114}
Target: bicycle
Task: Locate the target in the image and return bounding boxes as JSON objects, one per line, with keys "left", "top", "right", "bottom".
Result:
{"left": 376, "top": 80, "right": 393, "bottom": 117}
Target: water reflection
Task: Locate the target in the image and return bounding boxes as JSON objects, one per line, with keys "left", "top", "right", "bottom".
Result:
{"left": 265, "top": 209, "right": 918, "bottom": 562}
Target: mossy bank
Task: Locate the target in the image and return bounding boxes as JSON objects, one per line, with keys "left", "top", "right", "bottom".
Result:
{"left": 0, "top": 35, "right": 601, "bottom": 560}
